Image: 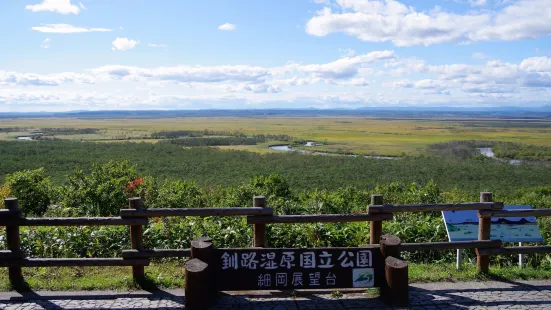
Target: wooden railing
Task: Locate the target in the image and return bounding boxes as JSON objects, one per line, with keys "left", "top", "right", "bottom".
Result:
{"left": 1, "top": 192, "right": 551, "bottom": 289}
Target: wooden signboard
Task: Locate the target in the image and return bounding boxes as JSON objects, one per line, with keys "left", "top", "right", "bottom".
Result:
{"left": 214, "top": 246, "right": 384, "bottom": 290}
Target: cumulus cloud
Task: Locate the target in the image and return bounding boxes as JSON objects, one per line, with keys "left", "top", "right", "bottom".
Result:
{"left": 296, "top": 50, "right": 395, "bottom": 79}
{"left": 26, "top": 0, "right": 80, "bottom": 14}
{"left": 32, "top": 24, "right": 112, "bottom": 34}
{"left": 3, "top": 52, "right": 551, "bottom": 109}
{"left": 92, "top": 64, "right": 270, "bottom": 83}
{"left": 0, "top": 71, "right": 94, "bottom": 86}
{"left": 520, "top": 57, "right": 551, "bottom": 72}
{"left": 306, "top": 0, "right": 551, "bottom": 46}
{"left": 112, "top": 37, "right": 139, "bottom": 51}
{"left": 218, "top": 23, "right": 236, "bottom": 31}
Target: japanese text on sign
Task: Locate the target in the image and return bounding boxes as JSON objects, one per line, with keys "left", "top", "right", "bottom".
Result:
{"left": 221, "top": 250, "right": 372, "bottom": 271}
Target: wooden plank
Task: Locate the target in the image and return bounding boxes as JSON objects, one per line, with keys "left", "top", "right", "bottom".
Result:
{"left": 370, "top": 195, "right": 384, "bottom": 245}
{"left": 368, "top": 202, "right": 503, "bottom": 213}
{"left": 252, "top": 196, "right": 268, "bottom": 248}
{"left": 0, "top": 258, "right": 150, "bottom": 267}
{"left": 128, "top": 197, "right": 145, "bottom": 281}
{"left": 0, "top": 209, "right": 20, "bottom": 217}
{"left": 382, "top": 256, "right": 408, "bottom": 307}
{"left": 477, "top": 192, "right": 492, "bottom": 274}
{"left": 400, "top": 240, "right": 502, "bottom": 252}
{"left": 215, "top": 246, "right": 384, "bottom": 290}
{"left": 122, "top": 249, "right": 191, "bottom": 258}
{"left": 0, "top": 217, "right": 148, "bottom": 227}
{"left": 0, "top": 250, "right": 22, "bottom": 259}
{"left": 120, "top": 207, "right": 274, "bottom": 218}
{"left": 5, "top": 198, "right": 23, "bottom": 286}
{"left": 478, "top": 246, "right": 551, "bottom": 256}
{"left": 185, "top": 258, "right": 210, "bottom": 309}
{"left": 246, "top": 213, "right": 393, "bottom": 224}
{"left": 478, "top": 209, "right": 551, "bottom": 218}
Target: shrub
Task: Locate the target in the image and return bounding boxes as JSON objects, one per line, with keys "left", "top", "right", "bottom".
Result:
{"left": 60, "top": 160, "right": 145, "bottom": 216}
{"left": 5, "top": 168, "right": 56, "bottom": 216}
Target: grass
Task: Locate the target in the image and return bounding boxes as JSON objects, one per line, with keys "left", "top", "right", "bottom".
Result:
{"left": 0, "top": 261, "right": 186, "bottom": 291}
{"left": 3, "top": 117, "right": 551, "bottom": 156}
{"left": 1, "top": 263, "right": 550, "bottom": 291}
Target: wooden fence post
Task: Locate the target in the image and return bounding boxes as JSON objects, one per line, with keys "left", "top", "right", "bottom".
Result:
{"left": 5, "top": 198, "right": 23, "bottom": 288}
{"left": 186, "top": 237, "right": 215, "bottom": 309}
{"left": 369, "top": 194, "right": 384, "bottom": 244}
{"left": 380, "top": 235, "right": 408, "bottom": 307}
{"left": 128, "top": 197, "right": 145, "bottom": 282}
{"left": 477, "top": 192, "right": 492, "bottom": 273}
{"left": 253, "top": 196, "right": 267, "bottom": 247}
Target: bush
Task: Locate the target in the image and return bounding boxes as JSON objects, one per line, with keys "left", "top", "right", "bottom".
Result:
{"left": 5, "top": 168, "right": 56, "bottom": 216}
{"left": 60, "top": 160, "right": 146, "bottom": 216}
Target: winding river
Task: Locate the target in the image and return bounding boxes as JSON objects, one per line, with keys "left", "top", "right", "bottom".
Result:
{"left": 476, "top": 148, "right": 521, "bottom": 165}
{"left": 269, "top": 144, "right": 523, "bottom": 164}
{"left": 269, "top": 142, "right": 400, "bottom": 160}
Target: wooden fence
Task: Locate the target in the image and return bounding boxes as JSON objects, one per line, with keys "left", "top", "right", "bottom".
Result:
{"left": 1, "top": 192, "right": 551, "bottom": 289}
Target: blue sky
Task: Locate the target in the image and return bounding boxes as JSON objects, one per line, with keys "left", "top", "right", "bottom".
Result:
{"left": 1, "top": 0, "right": 551, "bottom": 111}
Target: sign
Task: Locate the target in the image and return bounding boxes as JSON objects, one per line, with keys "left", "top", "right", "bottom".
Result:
{"left": 215, "top": 246, "right": 383, "bottom": 290}
{"left": 442, "top": 205, "right": 543, "bottom": 242}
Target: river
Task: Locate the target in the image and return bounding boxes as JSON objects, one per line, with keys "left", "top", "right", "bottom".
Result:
{"left": 476, "top": 148, "right": 521, "bottom": 165}
{"left": 269, "top": 142, "right": 400, "bottom": 160}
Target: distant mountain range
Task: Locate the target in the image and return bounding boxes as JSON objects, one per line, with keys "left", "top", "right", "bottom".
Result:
{"left": 1, "top": 106, "right": 551, "bottom": 119}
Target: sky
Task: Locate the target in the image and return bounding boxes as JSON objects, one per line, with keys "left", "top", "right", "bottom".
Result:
{"left": 1, "top": 0, "right": 551, "bottom": 111}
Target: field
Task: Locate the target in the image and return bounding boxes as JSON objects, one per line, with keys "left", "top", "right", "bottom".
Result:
{"left": 2, "top": 117, "right": 551, "bottom": 156}
{"left": 2, "top": 114, "right": 551, "bottom": 289}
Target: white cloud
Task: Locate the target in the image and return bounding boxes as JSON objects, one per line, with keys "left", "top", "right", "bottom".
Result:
{"left": 3, "top": 52, "right": 551, "bottom": 110}
{"left": 148, "top": 43, "right": 168, "bottom": 48}
{"left": 112, "top": 37, "right": 139, "bottom": 51}
{"left": 92, "top": 64, "right": 270, "bottom": 83}
{"left": 0, "top": 70, "right": 94, "bottom": 86}
{"left": 32, "top": 24, "right": 112, "bottom": 34}
{"left": 218, "top": 23, "right": 236, "bottom": 31}
{"left": 25, "top": 0, "right": 80, "bottom": 14}
{"left": 519, "top": 57, "right": 551, "bottom": 72}
{"left": 306, "top": 0, "right": 551, "bottom": 46}
{"left": 296, "top": 50, "right": 395, "bottom": 79}
{"left": 41, "top": 38, "right": 51, "bottom": 49}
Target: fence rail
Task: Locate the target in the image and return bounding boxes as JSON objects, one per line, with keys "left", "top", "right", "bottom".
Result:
{"left": 399, "top": 240, "right": 502, "bottom": 252}
{"left": 246, "top": 213, "right": 393, "bottom": 224}
{"left": 1, "top": 192, "right": 551, "bottom": 291}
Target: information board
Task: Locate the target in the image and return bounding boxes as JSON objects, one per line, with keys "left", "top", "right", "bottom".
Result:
{"left": 215, "top": 246, "right": 384, "bottom": 290}
{"left": 442, "top": 205, "right": 543, "bottom": 242}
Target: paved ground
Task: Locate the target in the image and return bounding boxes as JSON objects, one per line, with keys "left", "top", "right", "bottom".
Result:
{"left": 0, "top": 281, "right": 550, "bottom": 309}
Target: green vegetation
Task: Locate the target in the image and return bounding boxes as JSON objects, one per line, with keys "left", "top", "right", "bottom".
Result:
{"left": 2, "top": 140, "right": 551, "bottom": 193}
{"left": 1, "top": 161, "right": 550, "bottom": 270}
{"left": 494, "top": 143, "right": 551, "bottom": 161}
{"left": 2, "top": 117, "right": 551, "bottom": 156}
{"left": 2, "top": 116, "right": 551, "bottom": 290}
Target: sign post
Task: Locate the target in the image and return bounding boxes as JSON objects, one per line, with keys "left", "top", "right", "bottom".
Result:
{"left": 215, "top": 247, "right": 384, "bottom": 290}
{"left": 185, "top": 236, "right": 408, "bottom": 308}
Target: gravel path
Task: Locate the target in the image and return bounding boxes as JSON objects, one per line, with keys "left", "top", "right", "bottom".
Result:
{"left": 0, "top": 280, "right": 550, "bottom": 309}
